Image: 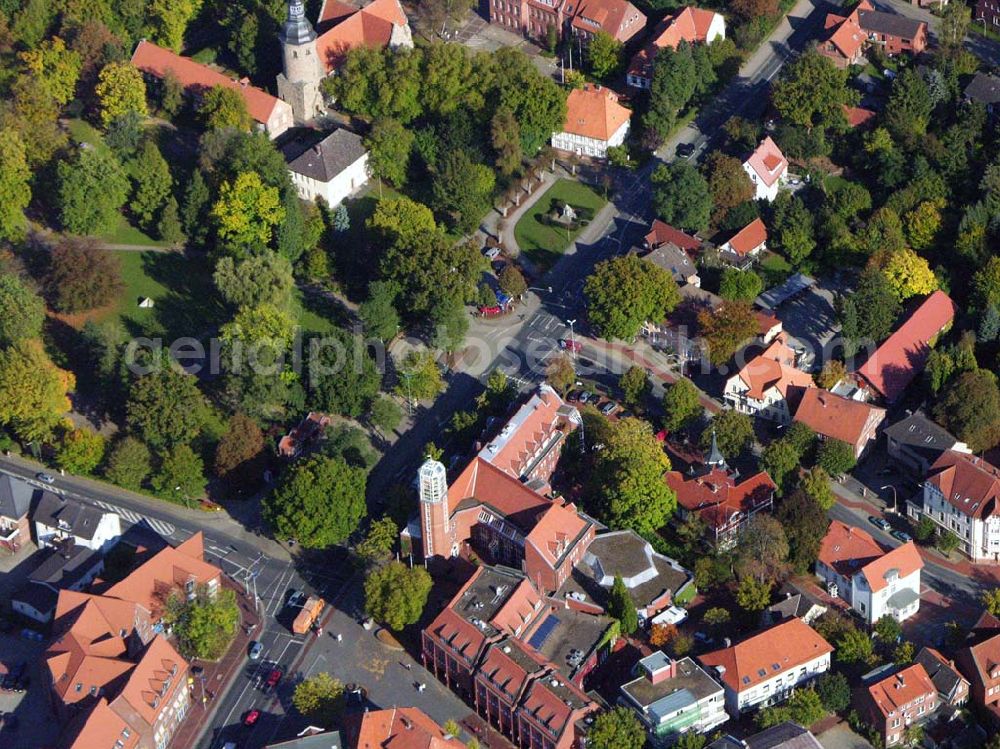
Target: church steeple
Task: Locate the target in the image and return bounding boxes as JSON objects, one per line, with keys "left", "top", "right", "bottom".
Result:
{"left": 706, "top": 430, "right": 726, "bottom": 470}
{"left": 281, "top": 0, "right": 317, "bottom": 45}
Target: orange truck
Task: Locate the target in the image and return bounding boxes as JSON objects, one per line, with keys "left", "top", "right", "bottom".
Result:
{"left": 292, "top": 595, "right": 324, "bottom": 635}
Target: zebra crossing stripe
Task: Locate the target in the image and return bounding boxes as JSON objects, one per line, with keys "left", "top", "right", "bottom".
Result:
{"left": 93, "top": 500, "right": 175, "bottom": 537}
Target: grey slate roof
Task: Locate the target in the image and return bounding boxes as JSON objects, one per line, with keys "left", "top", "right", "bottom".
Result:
{"left": 33, "top": 492, "right": 105, "bottom": 540}
{"left": 11, "top": 581, "right": 57, "bottom": 617}
{"left": 286, "top": 129, "right": 367, "bottom": 183}
{"left": 710, "top": 722, "right": 822, "bottom": 749}
{"left": 857, "top": 9, "right": 923, "bottom": 39}
{"left": 965, "top": 72, "right": 1000, "bottom": 105}
{"left": 29, "top": 541, "right": 103, "bottom": 589}
{"left": 884, "top": 410, "right": 957, "bottom": 452}
{"left": 0, "top": 474, "right": 34, "bottom": 520}
{"left": 915, "top": 646, "right": 967, "bottom": 700}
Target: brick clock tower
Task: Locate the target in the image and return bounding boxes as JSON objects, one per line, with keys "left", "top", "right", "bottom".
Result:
{"left": 276, "top": 0, "right": 326, "bottom": 123}
{"left": 418, "top": 458, "right": 454, "bottom": 559}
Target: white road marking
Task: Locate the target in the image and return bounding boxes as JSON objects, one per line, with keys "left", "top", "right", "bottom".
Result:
{"left": 92, "top": 499, "right": 175, "bottom": 536}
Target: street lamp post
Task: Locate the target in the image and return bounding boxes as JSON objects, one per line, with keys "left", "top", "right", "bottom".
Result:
{"left": 566, "top": 319, "right": 577, "bottom": 359}
{"left": 881, "top": 484, "right": 898, "bottom": 514}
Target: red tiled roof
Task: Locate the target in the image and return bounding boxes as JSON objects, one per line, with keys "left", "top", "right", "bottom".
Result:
{"left": 856, "top": 290, "right": 957, "bottom": 403}
{"left": 478, "top": 639, "right": 548, "bottom": 700}
{"left": 644, "top": 219, "right": 701, "bottom": 253}
{"left": 351, "top": 707, "right": 466, "bottom": 749}
{"left": 860, "top": 541, "right": 922, "bottom": 593}
{"left": 570, "top": 0, "right": 646, "bottom": 43}
{"left": 316, "top": 0, "right": 409, "bottom": 72}
{"left": 561, "top": 84, "right": 631, "bottom": 141}
{"left": 697, "top": 618, "right": 832, "bottom": 693}
{"left": 843, "top": 104, "right": 877, "bottom": 128}
{"left": 130, "top": 40, "right": 282, "bottom": 126}
{"left": 478, "top": 386, "right": 574, "bottom": 481}
{"left": 725, "top": 217, "right": 767, "bottom": 256}
{"left": 825, "top": 15, "right": 865, "bottom": 59}
{"left": 115, "top": 636, "right": 186, "bottom": 727}
{"left": 818, "top": 520, "right": 885, "bottom": 578}
{"left": 491, "top": 579, "right": 544, "bottom": 636}
{"left": 525, "top": 503, "right": 590, "bottom": 568}
{"left": 792, "top": 388, "right": 885, "bottom": 450}
{"left": 448, "top": 458, "right": 551, "bottom": 520}
{"left": 627, "top": 7, "right": 721, "bottom": 79}
{"left": 61, "top": 698, "right": 140, "bottom": 749}
{"left": 732, "top": 333, "right": 813, "bottom": 400}
{"left": 926, "top": 451, "right": 1000, "bottom": 520}
{"left": 744, "top": 137, "right": 787, "bottom": 187}
{"left": 866, "top": 663, "right": 937, "bottom": 719}
{"left": 519, "top": 672, "right": 596, "bottom": 739}
{"left": 665, "top": 469, "right": 775, "bottom": 532}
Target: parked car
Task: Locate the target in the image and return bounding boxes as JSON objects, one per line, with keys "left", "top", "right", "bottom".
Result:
{"left": 35, "top": 473, "right": 55, "bottom": 484}
{"left": 566, "top": 391, "right": 581, "bottom": 402}
{"left": 869, "top": 516, "right": 891, "bottom": 532}
{"left": 652, "top": 606, "right": 688, "bottom": 626}
{"left": 600, "top": 402, "right": 617, "bottom": 416}
{"left": 676, "top": 142, "right": 696, "bottom": 159}
{"left": 244, "top": 709, "right": 261, "bottom": 727}
{"left": 248, "top": 641, "right": 263, "bottom": 660}
{"left": 265, "top": 669, "right": 282, "bottom": 690}
{"left": 578, "top": 391, "right": 591, "bottom": 404}
{"left": 287, "top": 590, "right": 306, "bottom": 608}
{"left": 559, "top": 338, "right": 582, "bottom": 353}
{"left": 891, "top": 530, "right": 912, "bottom": 543}
{"left": 483, "top": 246, "right": 501, "bottom": 260}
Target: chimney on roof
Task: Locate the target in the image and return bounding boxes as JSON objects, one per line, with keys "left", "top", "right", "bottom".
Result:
{"left": 647, "top": 657, "right": 676, "bottom": 685}
{"left": 239, "top": 77, "right": 250, "bottom": 87}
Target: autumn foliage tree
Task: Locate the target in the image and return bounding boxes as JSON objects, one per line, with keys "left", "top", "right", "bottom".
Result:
{"left": 214, "top": 412, "right": 265, "bottom": 492}
{"left": 698, "top": 300, "right": 758, "bottom": 367}
{"left": 47, "top": 237, "right": 123, "bottom": 313}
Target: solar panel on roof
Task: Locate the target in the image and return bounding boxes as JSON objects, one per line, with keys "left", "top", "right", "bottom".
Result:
{"left": 527, "top": 615, "right": 560, "bottom": 650}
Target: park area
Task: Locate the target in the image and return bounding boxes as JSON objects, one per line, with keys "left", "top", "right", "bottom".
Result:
{"left": 514, "top": 179, "right": 606, "bottom": 273}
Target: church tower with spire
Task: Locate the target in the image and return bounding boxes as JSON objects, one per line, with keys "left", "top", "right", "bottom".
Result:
{"left": 276, "top": 0, "right": 326, "bottom": 124}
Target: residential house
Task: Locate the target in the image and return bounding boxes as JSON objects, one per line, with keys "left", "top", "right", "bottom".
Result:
{"left": 792, "top": 388, "right": 886, "bottom": 459}
{"left": 719, "top": 218, "right": 768, "bottom": 266}
{"left": 644, "top": 220, "right": 701, "bottom": 254}
{"left": 665, "top": 438, "right": 776, "bottom": 549}
{"left": 915, "top": 646, "right": 969, "bottom": 707}
{"left": 620, "top": 652, "right": 728, "bottom": 745}
{"left": 12, "top": 539, "right": 105, "bottom": 622}
{"left": 964, "top": 71, "right": 1000, "bottom": 115}
{"left": 552, "top": 84, "right": 631, "bottom": 159}
{"left": 754, "top": 310, "right": 782, "bottom": 345}
{"left": 844, "top": 104, "right": 877, "bottom": 128}
{"left": 723, "top": 333, "right": 814, "bottom": 423}
{"left": 815, "top": 520, "right": 923, "bottom": 625}
{"left": 761, "top": 586, "right": 827, "bottom": 628}
{"left": 742, "top": 138, "right": 788, "bottom": 202}
{"left": 709, "top": 723, "right": 823, "bottom": 749}
{"left": 976, "top": 0, "right": 1000, "bottom": 34}
{"left": 276, "top": 0, "right": 413, "bottom": 122}
{"left": 697, "top": 617, "right": 833, "bottom": 717}
{"left": 343, "top": 708, "right": 464, "bottom": 749}
{"left": 955, "top": 612, "right": 1000, "bottom": 728}
{"left": 488, "top": 0, "right": 645, "bottom": 48}
{"left": 0, "top": 473, "right": 33, "bottom": 553}
{"left": 278, "top": 412, "right": 332, "bottom": 458}
{"left": 916, "top": 451, "right": 1000, "bottom": 562}
{"left": 284, "top": 129, "right": 369, "bottom": 207}
{"left": 421, "top": 565, "right": 604, "bottom": 749}
{"left": 33, "top": 492, "right": 121, "bottom": 553}
{"left": 565, "top": 529, "right": 693, "bottom": 623}
{"left": 855, "top": 1, "right": 928, "bottom": 55}
{"left": 131, "top": 40, "right": 293, "bottom": 139}
{"left": 641, "top": 284, "right": 720, "bottom": 363}
{"left": 626, "top": 7, "right": 725, "bottom": 89}
{"left": 476, "top": 384, "right": 581, "bottom": 492}
{"left": 641, "top": 242, "right": 700, "bottom": 287}
{"left": 818, "top": 0, "right": 927, "bottom": 66}
{"left": 854, "top": 664, "right": 939, "bottom": 747}
{"left": 884, "top": 410, "right": 969, "bottom": 477}
{"left": 855, "top": 290, "right": 956, "bottom": 404}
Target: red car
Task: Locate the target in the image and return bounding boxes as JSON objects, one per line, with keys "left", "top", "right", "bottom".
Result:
{"left": 244, "top": 709, "right": 261, "bottom": 727}
{"left": 265, "top": 669, "right": 282, "bottom": 690}
{"left": 559, "top": 339, "right": 582, "bottom": 353}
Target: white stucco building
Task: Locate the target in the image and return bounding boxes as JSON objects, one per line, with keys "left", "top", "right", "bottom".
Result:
{"left": 722, "top": 333, "right": 813, "bottom": 423}
{"left": 816, "top": 521, "right": 923, "bottom": 625}
{"left": 917, "top": 450, "right": 1000, "bottom": 562}
{"left": 742, "top": 136, "right": 788, "bottom": 202}
{"left": 552, "top": 84, "right": 631, "bottom": 159}
{"left": 698, "top": 618, "right": 833, "bottom": 717}
{"left": 286, "top": 129, "right": 369, "bottom": 207}
{"left": 33, "top": 492, "right": 121, "bottom": 553}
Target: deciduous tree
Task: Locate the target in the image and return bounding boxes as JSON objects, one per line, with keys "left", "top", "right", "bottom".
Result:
{"left": 817, "top": 438, "right": 856, "bottom": 476}
{"left": 546, "top": 353, "right": 576, "bottom": 394}
{"left": 934, "top": 369, "right": 1000, "bottom": 452}
{"left": 151, "top": 443, "right": 206, "bottom": 500}
{"left": 736, "top": 514, "right": 788, "bottom": 584}
{"left": 585, "top": 254, "right": 680, "bottom": 341}
{"left": 663, "top": 377, "right": 702, "bottom": 433}
{"left": 876, "top": 248, "right": 937, "bottom": 302}
{"left": 104, "top": 436, "right": 151, "bottom": 490}
{"left": 490, "top": 107, "right": 522, "bottom": 177}
{"left": 365, "top": 118, "right": 414, "bottom": 187}
{"left": 199, "top": 85, "right": 252, "bottom": 132}
{"left": 57, "top": 148, "right": 130, "bottom": 235}
{"left": 778, "top": 488, "right": 830, "bottom": 573}
{"left": 214, "top": 412, "right": 265, "bottom": 490}
{"left": 213, "top": 253, "right": 294, "bottom": 310}
{"left": 212, "top": 171, "right": 284, "bottom": 255}
{"left": 816, "top": 672, "right": 851, "bottom": 713}
{"left": 395, "top": 350, "right": 444, "bottom": 402}
{"left": 0, "top": 340, "right": 74, "bottom": 442}
{"left": 587, "top": 31, "right": 622, "bottom": 79}
{"left": 265, "top": 454, "right": 367, "bottom": 547}
{"left": 356, "top": 516, "right": 398, "bottom": 563}
{"left": 0, "top": 273, "right": 44, "bottom": 346}
{"left": 588, "top": 707, "right": 645, "bottom": 749}
{"left": 705, "top": 151, "right": 753, "bottom": 217}
{"left": 719, "top": 268, "right": 763, "bottom": 302}
{"left": 697, "top": 300, "right": 758, "bottom": 367}
{"left": 771, "top": 51, "right": 852, "bottom": 130}
{"left": 19, "top": 36, "right": 81, "bottom": 106}
{"left": 735, "top": 575, "right": 772, "bottom": 612}
{"left": 126, "top": 366, "right": 206, "bottom": 448}
{"left": 702, "top": 408, "right": 754, "bottom": 459}
{"left": 359, "top": 280, "right": 401, "bottom": 342}
{"left": 57, "top": 427, "right": 106, "bottom": 474}
{"left": 651, "top": 162, "right": 712, "bottom": 232}
{"left": 292, "top": 673, "right": 344, "bottom": 728}
{"left": 620, "top": 366, "right": 649, "bottom": 408}
{"left": 144, "top": 0, "right": 201, "bottom": 52}
{"left": 94, "top": 60, "right": 147, "bottom": 127}
{"left": 47, "top": 237, "right": 123, "bottom": 313}
{"left": 499, "top": 265, "right": 527, "bottom": 299}
{"left": 364, "top": 561, "right": 433, "bottom": 629}
{"left": 0, "top": 128, "right": 31, "bottom": 242}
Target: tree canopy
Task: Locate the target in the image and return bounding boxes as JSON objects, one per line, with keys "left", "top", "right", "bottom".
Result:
{"left": 364, "top": 561, "right": 433, "bottom": 630}
{"left": 585, "top": 254, "right": 681, "bottom": 341}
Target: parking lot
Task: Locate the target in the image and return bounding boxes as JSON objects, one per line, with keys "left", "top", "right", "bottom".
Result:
{"left": 769, "top": 279, "right": 844, "bottom": 371}
{"left": 0, "top": 631, "right": 60, "bottom": 749}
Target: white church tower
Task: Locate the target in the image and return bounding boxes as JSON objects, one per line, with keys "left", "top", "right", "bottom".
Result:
{"left": 418, "top": 458, "right": 452, "bottom": 559}
{"left": 276, "top": 0, "right": 326, "bottom": 124}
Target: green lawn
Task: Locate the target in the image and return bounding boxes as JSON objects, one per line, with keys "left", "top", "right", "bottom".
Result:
{"left": 759, "top": 252, "right": 793, "bottom": 287}
{"left": 514, "top": 179, "right": 607, "bottom": 274}
{"left": 97, "top": 216, "right": 171, "bottom": 248}
{"left": 113, "top": 251, "right": 224, "bottom": 340}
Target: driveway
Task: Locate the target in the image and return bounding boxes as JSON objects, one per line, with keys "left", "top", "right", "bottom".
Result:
{"left": 769, "top": 280, "right": 843, "bottom": 370}
{"left": 816, "top": 723, "right": 874, "bottom": 749}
